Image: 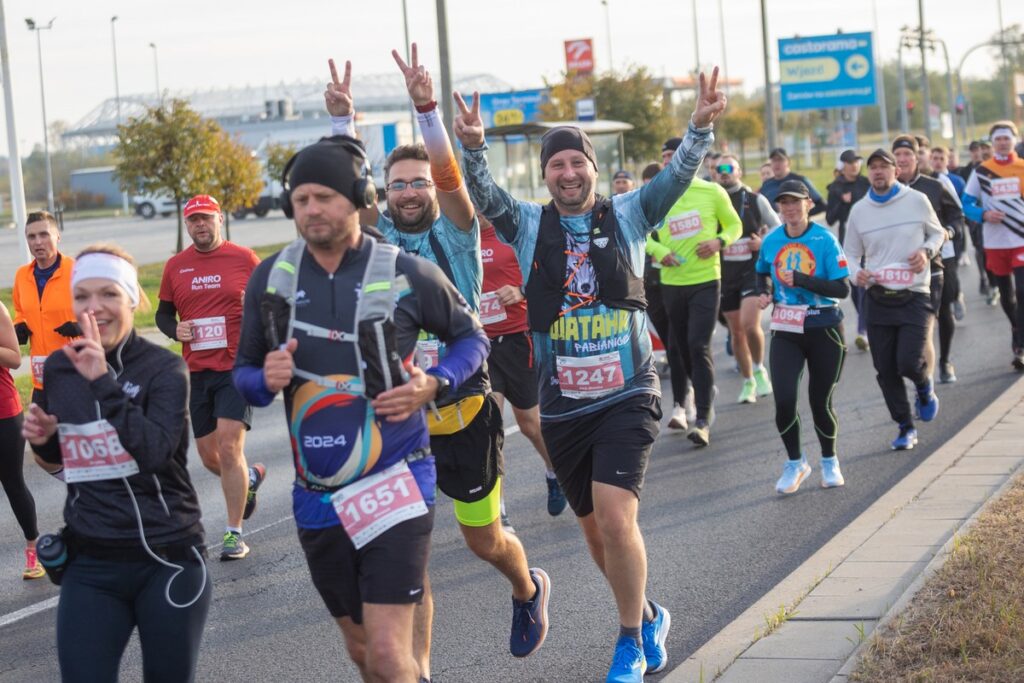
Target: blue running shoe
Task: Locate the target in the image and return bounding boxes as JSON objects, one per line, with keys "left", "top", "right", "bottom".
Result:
{"left": 892, "top": 425, "right": 918, "bottom": 451}
{"left": 915, "top": 382, "right": 939, "bottom": 422}
{"left": 775, "top": 457, "right": 811, "bottom": 495}
{"left": 606, "top": 635, "right": 646, "bottom": 683}
{"left": 546, "top": 477, "right": 567, "bottom": 517}
{"left": 819, "top": 456, "right": 845, "bottom": 488}
{"left": 510, "top": 567, "right": 550, "bottom": 657}
{"left": 642, "top": 600, "right": 671, "bottom": 673}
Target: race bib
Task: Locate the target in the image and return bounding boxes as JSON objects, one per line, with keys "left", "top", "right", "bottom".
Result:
{"left": 990, "top": 177, "right": 1021, "bottom": 200}
{"left": 556, "top": 352, "right": 625, "bottom": 399}
{"left": 417, "top": 340, "right": 439, "bottom": 369}
{"left": 31, "top": 356, "right": 46, "bottom": 385}
{"left": 722, "top": 238, "right": 753, "bottom": 262}
{"left": 59, "top": 419, "right": 140, "bottom": 483}
{"left": 668, "top": 211, "right": 703, "bottom": 241}
{"left": 770, "top": 304, "right": 808, "bottom": 333}
{"left": 479, "top": 291, "right": 507, "bottom": 326}
{"left": 189, "top": 316, "right": 228, "bottom": 350}
{"left": 873, "top": 264, "right": 915, "bottom": 290}
{"left": 330, "top": 460, "right": 428, "bottom": 549}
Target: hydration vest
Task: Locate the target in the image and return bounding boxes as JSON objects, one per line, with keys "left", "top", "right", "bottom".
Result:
{"left": 525, "top": 196, "right": 646, "bottom": 333}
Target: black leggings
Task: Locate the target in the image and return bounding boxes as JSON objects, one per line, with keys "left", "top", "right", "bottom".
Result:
{"left": 0, "top": 413, "right": 38, "bottom": 541}
{"left": 992, "top": 267, "right": 1024, "bottom": 350}
{"left": 938, "top": 258, "right": 959, "bottom": 364}
{"left": 661, "top": 281, "right": 720, "bottom": 421}
{"left": 58, "top": 553, "right": 211, "bottom": 682}
{"left": 646, "top": 281, "right": 687, "bottom": 400}
{"left": 769, "top": 326, "right": 846, "bottom": 460}
{"left": 865, "top": 295, "right": 932, "bottom": 427}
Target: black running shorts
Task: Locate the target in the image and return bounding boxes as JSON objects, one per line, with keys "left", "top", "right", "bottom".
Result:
{"left": 189, "top": 370, "right": 253, "bottom": 439}
{"left": 541, "top": 393, "right": 661, "bottom": 517}
{"left": 487, "top": 331, "right": 539, "bottom": 410}
{"left": 297, "top": 508, "right": 434, "bottom": 623}
{"left": 720, "top": 263, "right": 759, "bottom": 313}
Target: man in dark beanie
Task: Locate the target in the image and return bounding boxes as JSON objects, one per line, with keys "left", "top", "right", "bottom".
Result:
{"left": 454, "top": 67, "right": 727, "bottom": 682}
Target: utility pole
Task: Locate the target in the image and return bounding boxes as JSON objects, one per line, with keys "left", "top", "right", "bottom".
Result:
{"left": 872, "top": 0, "right": 888, "bottom": 142}
{"left": 918, "top": 0, "right": 931, "bottom": 140}
{"left": 602, "top": 0, "right": 614, "bottom": 72}
{"left": 691, "top": 0, "right": 701, "bottom": 90}
{"left": 435, "top": 0, "right": 454, "bottom": 154}
{"left": 997, "top": 0, "right": 1012, "bottom": 119}
{"left": 401, "top": 0, "right": 418, "bottom": 143}
{"left": 0, "top": 0, "right": 29, "bottom": 260}
{"left": 717, "top": 0, "right": 729, "bottom": 95}
{"left": 898, "top": 30, "right": 909, "bottom": 132}
{"left": 760, "top": 0, "right": 777, "bottom": 150}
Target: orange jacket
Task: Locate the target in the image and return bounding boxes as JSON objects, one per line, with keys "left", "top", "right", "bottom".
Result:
{"left": 13, "top": 253, "right": 77, "bottom": 389}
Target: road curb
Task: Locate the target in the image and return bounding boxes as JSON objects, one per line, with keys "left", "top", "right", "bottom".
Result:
{"left": 663, "top": 374, "right": 1024, "bottom": 683}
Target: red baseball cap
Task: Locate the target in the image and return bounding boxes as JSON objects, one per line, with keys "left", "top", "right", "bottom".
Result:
{"left": 183, "top": 194, "right": 221, "bottom": 217}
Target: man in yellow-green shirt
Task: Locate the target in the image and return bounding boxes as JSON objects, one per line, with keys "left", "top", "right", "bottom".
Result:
{"left": 647, "top": 138, "right": 742, "bottom": 446}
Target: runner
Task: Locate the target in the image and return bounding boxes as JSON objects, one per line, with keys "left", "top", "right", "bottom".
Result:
{"left": 23, "top": 244, "right": 210, "bottom": 683}
{"left": 13, "top": 211, "right": 78, "bottom": 405}
{"left": 826, "top": 149, "right": 871, "bottom": 351}
{"left": 456, "top": 66, "right": 726, "bottom": 682}
{"left": 648, "top": 141, "right": 741, "bottom": 445}
{"left": 232, "top": 135, "right": 491, "bottom": 682}
{"left": 755, "top": 180, "right": 849, "bottom": 493}
{"left": 845, "top": 149, "right": 946, "bottom": 450}
{"left": 157, "top": 195, "right": 266, "bottom": 561}
{"left": 0, "top": 300, "right": 44, "bottom": 579}
{"left": 326, "top": 49, "right": 551, "bottom": 673}
{"left": 613, "top": 170, "right": 635, "bottom": 195}
{"left": 963, "top": 121, "right": 1024, "bottom": 371}
{"left": 715, "top": 154, "right": 779, "bottom": 404}
{"left": 479, "top": 212, "right": 568, "bottom": 518}
{"left": 759, "top": 148, "right": 827, "bottom": 214}
{"left": 891, "top": 135, "right": 965, "bottom": 385}
{"left": 930, "top": 145, "right": 968, "bottom": 323}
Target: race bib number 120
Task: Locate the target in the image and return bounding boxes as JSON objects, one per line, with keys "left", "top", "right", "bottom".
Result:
{"left": 59, "top": 420, "right": 140, "bottom": 483}
{"left": 331, "top": 461, "right": 428, "bottom": 549}
{"left": 556, "top": 352, "right": 625, "bottom": 399}
{"left": 190, "top": 316, "right": 228, "bottom": 350}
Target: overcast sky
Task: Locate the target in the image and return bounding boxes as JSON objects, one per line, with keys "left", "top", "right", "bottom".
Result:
{"left": 4, "top": 0, "right": 1022, "bottom": 153}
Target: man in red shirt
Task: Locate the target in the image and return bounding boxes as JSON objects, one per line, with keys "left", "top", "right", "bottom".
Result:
{"left": 479, "top": 215, "right": 567, "bottom": 522}
{"left": 157, "top": 195, "right": 265, "bottom": 561}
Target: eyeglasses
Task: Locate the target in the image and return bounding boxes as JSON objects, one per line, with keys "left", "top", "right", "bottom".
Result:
{"left": 716, "top": 164, "right": 736, "bottom": 174}
{"left": 387, "top": 179, "right": 434, "bottom": 192}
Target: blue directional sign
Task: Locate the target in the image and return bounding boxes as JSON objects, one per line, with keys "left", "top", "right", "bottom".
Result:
{"left": 478, "top": 89, "right": 549, "bottom": 129}
{"left": 778, "top": 32, "right": 876, "bottom": 111}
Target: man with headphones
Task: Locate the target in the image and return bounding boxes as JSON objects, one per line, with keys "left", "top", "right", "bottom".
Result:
{"left": 233, "top": 132, "right": 490, "bottom": 681}
{"left": 326, "top": 49, "right": 551, "bottom": 677}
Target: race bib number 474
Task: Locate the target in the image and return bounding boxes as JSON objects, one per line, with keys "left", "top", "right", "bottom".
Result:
{"left": 479, "top": 291, "right": 507, "bottom": 326}
{"left": 331, "top": 461, "right": 428, "bottom": 549}
{"left": 59, "top": 420, "right": 140, "bottom": 483}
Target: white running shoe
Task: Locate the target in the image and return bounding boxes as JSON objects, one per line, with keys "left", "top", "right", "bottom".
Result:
{"left": 667, "top": 404, "right": 688, "bottom": 431}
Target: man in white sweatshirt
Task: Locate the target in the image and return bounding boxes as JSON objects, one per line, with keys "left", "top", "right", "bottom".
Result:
{"left": 844, "top": 148, "right": 947, "bottom": 451}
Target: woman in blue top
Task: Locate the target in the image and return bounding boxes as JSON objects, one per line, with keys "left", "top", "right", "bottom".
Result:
{"left": 755, "top": 180, "right": 850, "bottom": 495}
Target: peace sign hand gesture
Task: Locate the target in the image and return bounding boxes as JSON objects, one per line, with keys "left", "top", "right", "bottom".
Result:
{"left": 325, "top": 58, "right": 354, "bottom": 117}
{"left": 691, "top": 66, "right": 727, "bottom": 129}
{"left": 452, "top": 91, "right": 484, "bottom": 149}
{"left": 392, "top": 43, "right": 434, "bottom": 108}
{"left": 62, "top": 310, "right": 109, "bottom": 382}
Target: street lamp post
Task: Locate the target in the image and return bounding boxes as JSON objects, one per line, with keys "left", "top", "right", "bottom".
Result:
{"left": 149, "top": 42, "right": 160, "bottom": 102}
{"left": 760, "top": 0, "right": 777, "bottom": 151}
{"left": 26, "top": 16, "right": 55, "bottom": 213}
{"left": 110, "top": 16, "right": 129, "bottom": 214}
{"left": 601, "top": 0, "right": 614, "bottom": 72}
{"left": 0, "top": 0, "right": 29, "bottom": 260}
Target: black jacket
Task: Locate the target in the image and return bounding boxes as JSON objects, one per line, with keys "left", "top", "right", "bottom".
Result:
{"left": 825, "top": 175, "right": 870, "bottom": 245}
{"left": 33, "top": 330, "right": 203, "bottom": 548}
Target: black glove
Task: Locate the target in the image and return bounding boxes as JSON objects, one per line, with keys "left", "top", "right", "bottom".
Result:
{"left": 14, "top": 322, "right": 30, "bottom": 345}
{"left": 54, "top": 321, "right": 83, "bottom": 338}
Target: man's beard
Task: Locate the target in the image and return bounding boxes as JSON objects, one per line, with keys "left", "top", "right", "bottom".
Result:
{"left": 389, "top": 198, "right": 438, "bottom": 234}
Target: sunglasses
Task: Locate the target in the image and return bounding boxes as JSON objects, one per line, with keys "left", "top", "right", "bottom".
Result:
{"left": 387, "top": 179, "right": 434, "bottom": 192}
{"left": 716, "top": 164, "right": 736, "bottom": 174}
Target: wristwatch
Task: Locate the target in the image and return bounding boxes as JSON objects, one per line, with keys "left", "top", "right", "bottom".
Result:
{"left": 430, "top": 373, "right": 451, "bottom": 400}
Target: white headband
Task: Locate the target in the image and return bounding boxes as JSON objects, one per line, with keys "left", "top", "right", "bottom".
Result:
{"left": 992, "top": 127, "right": 1016, "bottom": 141}
{"left": 72, "top": 252, "right": 140, "bottom": 307}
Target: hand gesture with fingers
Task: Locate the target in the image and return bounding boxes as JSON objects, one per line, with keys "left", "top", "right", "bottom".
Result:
{"left": 22, "top": 403, "right": 57, "bottom": 446}
{"left": 392, "top": 43, "right": 434, "bottom": 107}
{"left": 692, "top": 67, "right": 727, "bottom": 128}
{"left": 325, "top": 58, "right": 354, "bottom": 117}
{"left": 453, "top": 91, "right": 484, "bottom": 148}
{"left": 62, "top": 311, "right": 108, "bottom": 382}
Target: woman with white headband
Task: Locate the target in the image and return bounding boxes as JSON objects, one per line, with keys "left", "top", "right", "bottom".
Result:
{"left": 22, "top": 244, "right": 210, "bottom": 683}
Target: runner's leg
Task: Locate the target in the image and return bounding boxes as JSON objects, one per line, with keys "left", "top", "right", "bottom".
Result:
{"left": 768, "top": 331, "right": 806, "bottom": 459}
{"left": 360, "top": 603, "right": 419, "bottom": 683}
{"left": 686, "top": 282, "right": 721, "bottom": 421}
{"left": 215, "top": 418, "right": 249, "bottom": 530}
{"left": 723, "top": 309, "right": 752, "bottom": 378}
{"left": 806, "top": 326, "right": 846, "bottom": 457}
{"left": 740, "top": 296, "right": 765, "bottom": 367}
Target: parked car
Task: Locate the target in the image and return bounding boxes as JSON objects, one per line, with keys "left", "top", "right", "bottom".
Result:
{"left": 231, "top": 193, "right": 280, "bottom": 220}
{"left": 133, "top": 193, "right": 177, "bottom": 219}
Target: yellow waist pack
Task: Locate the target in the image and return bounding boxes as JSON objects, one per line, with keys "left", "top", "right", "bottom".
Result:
{"left": 427, "top": 395, "right": 485, "bottom": 436}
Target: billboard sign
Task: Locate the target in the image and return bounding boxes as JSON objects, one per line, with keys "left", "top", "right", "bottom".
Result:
{"left": 565, "top": 38, "right": 595, "bottom": 74}
{"left": 478, "top": 89, "right": 549, "bottom": 129}
{"left": 778, "top": 32, "right": 876, "bottom": 111}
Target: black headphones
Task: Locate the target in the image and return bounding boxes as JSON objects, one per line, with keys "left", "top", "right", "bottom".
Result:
{"left": 280, "top": 135, "right": 377, "bottom": 218}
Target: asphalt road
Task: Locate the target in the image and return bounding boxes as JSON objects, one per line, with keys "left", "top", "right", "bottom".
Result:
{"left": 0, "top": 212, "right": 295, "bottom": 289}
{"left": 0, "top": 260, "right": 1017, "bottom": 682}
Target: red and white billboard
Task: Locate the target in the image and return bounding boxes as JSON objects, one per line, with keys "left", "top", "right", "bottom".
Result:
{"left": 564, "top": 39, "right": 595, "bottom": 74}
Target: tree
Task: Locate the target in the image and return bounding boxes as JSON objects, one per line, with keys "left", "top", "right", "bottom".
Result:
{"left": 264, "top": 142, "right": 297, "bottom": 188}
{"left": 114, "top": 99, "right": 222, "bottom": 252}
{"left": 719, "top": 109, "right": 764, "bottom": 169}
{"left": 206, "top": 132, "right": 263, "bottom": 241}
{"left": 540, "top": 65, "right": 677, "bottom": 164}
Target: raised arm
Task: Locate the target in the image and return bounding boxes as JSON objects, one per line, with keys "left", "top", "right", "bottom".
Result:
{"left": 324, "top": 58, "right": 379, "bottom": 226}
{"left": 393, "top": 43, "right": 474, "bottom": 231}
{"left": 637, "top": 67, "right": 727, "bottom": 227}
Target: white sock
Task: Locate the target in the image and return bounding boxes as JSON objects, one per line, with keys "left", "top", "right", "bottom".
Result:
{"left": 545, "top": 470, "right": 557, "bottom": 480}
{"left": 226, "top": 526, "right": 242, "bottom": 535}
{"left": 752, "top": 363, "right": 763, "bottom": 372}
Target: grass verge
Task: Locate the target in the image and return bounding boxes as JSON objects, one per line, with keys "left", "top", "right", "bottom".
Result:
{"left": 851, "top": 473, "right": 1024, "bottom": 682}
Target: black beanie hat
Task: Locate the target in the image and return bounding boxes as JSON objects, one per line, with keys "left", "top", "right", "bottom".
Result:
{"left": 540, "top": 126, "right": 597, "bottom": 177}
{"left": 286, "top": 135, "right": 366, "bottom": 203}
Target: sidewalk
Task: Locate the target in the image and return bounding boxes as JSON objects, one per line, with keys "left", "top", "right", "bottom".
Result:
{"left": 664, "top": 375, "right": 1024, "bottom": 683}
